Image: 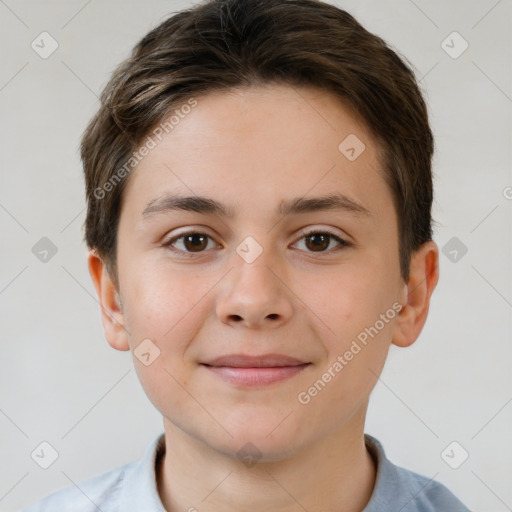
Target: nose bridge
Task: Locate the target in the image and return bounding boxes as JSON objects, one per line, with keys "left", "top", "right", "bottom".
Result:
{"left": 215, "top": 239, "right": 294, "bottom": 328}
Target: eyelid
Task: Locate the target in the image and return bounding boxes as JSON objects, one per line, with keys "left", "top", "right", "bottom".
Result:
{"left": 295, "top": 226, "right": 346, "bottom": 239}
{"left": 165, "top": 226, "right": 215, "bottom": 239}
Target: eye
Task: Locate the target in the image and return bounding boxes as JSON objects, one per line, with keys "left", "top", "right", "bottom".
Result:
{"left": 163, "top": 228, "right": 351, "bottom": 257}
{"left": 164, "top": 231, "right": 218, "bottom": 256}
{"left": 293, "top": 229, "right": 351, "bottom": 253}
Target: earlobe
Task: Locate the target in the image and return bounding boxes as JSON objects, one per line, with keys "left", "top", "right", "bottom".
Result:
{"left": 391, "top": 241, "right": 440, "bottom": 348}
{"left": 87, "top": 250, "right": 130, "bottom": 352}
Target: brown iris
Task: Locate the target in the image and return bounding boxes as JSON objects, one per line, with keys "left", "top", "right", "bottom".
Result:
{"left": 304, "top": 233, "right": 331, "bottom": 252}
{"left": 183, "top": 233, "right": 209, "bottom": 252}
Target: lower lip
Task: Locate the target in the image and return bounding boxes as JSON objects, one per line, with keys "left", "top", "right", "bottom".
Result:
{"left": 202, "top": 364, "right": 310, "bottom": 386}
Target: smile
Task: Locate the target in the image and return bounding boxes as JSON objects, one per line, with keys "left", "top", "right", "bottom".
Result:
{"left": 200, "top": 353, "right": 311, "bottom": 386}
{"left": 201, "top": 364, "right": 311, "bottom": 386}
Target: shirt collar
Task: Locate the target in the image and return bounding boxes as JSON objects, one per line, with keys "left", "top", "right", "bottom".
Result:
{"left": 119, "top": 432, "right": 400, "bottom": 511}
{"left": 362, "top": 434, "right": 403, "bottom": 511}
{"left": 121, "top": 432, "right": 167, "bottom": 511}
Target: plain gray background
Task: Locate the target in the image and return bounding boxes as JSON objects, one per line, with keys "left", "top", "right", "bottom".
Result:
{"left": 1, "top": 1, "right": 511, "bottom": 511}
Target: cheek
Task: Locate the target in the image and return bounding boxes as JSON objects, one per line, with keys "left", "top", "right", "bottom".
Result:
{"left": 309, "top": 262, "right": 398, "bottom": 380}
{"left": 121, "top": 261, "right": 208, "bottom": 349}
{"left": 120, "top": 263, "right": 208, "bottom": 415}
{"left": 310, "top": 261, "right": 394, "bottom": 325}
{"left": 300, "top": 315, "right": 394, "bottom": 421}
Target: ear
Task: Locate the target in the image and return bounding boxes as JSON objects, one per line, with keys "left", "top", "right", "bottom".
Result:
{"left": 392, "top": 241, "right": 440, "bottom": 348}
{"left": 87, "top": 250, "right": 130, "bottom": 351}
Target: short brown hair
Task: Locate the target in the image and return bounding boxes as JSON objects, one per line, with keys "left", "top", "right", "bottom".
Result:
{"left": 81, "top": 0, "right": 434, "bottom": 285}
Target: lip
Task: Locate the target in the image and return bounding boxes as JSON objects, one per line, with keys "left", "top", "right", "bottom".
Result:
{"left": 201, "top": 353, "right": 307, "bottom": 368}
{"left": 200, "top": 354, "right": 311, "bottom": 386}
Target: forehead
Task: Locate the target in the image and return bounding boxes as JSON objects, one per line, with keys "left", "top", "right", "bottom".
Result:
{"left": 120, "top": 84, "right": 391, "bottom": 224}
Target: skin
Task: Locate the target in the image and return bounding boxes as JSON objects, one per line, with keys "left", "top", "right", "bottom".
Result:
{"left": 88, "top": 83, "right": 439, "bottom": 512}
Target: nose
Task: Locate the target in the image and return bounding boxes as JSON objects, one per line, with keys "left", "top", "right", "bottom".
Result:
{"left": 216, "top": 254, "right": 294, "bottom": 329}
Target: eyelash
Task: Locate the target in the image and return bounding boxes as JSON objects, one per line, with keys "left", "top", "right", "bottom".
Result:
{"left": 163, "top": 229, "right": 351, "bottom": 258}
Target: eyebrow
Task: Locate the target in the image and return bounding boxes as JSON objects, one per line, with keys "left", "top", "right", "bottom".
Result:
{"left": 141, "top": 192, "right": 372, "bottom": 220}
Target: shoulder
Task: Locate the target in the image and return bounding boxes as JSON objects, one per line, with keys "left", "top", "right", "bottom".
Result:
{"left": 364, "top": 434, "right": 471, "bottom": 512}
{"left": 393, "top": 464, "right": 471, "bottom": 512}
{"left": 19, "top": 461, "right": 134, "bottom": 512}
{"left": 19, "top": 433, "right": 166, "bottom": 512}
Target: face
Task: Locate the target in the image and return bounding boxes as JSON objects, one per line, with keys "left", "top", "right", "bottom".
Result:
{"left": 91, "top": 84, "right": 424, "bottom": 461}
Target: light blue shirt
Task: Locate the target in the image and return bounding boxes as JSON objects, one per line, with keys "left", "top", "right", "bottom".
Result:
{"left": 20, "top": 433, "right": 470, "bottom": 511}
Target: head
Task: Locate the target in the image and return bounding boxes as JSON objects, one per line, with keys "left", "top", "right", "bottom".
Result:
{"left": 84, "top": 0, "right": 439, "bottom": 459}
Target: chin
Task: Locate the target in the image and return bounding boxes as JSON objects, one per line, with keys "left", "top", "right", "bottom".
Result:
{"left": 202, "top": 418, "right": 313, "bottom": 463}
{"left": 212, "top": 435, "right": 305, "bottom": 464}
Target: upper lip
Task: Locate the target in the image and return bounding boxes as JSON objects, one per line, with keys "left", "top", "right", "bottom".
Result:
{"left": 201, "top": 354, "right": 309, "bottom": 368}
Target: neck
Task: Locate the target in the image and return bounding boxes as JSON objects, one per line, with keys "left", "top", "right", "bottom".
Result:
{"left": 156, "top": 409, "right": 376, "bottom": 512}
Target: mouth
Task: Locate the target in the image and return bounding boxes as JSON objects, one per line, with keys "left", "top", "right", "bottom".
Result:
{"left": 200, "top": 354, "right": 311, "bottom": 386}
